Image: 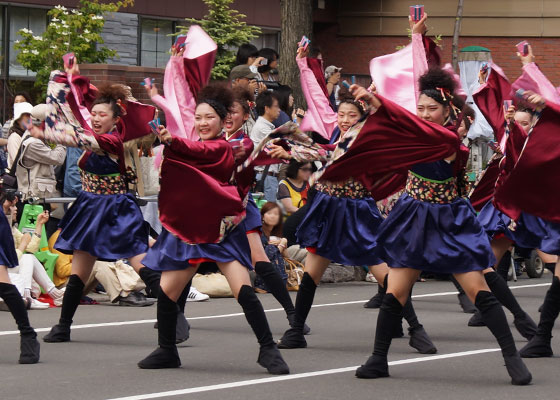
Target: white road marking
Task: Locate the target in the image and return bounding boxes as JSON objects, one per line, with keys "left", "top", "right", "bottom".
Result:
{"left": 0, "top": 282, "right": 549, "bottom": 336}
{"left": 105, "top": 348, "right": 502, "bottom": 400}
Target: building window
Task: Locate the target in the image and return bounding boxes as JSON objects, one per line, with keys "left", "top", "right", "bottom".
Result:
{"left": 140, "top": 18, "right": 174, "bottom": 68}
{"left": 251, "top": 31, "right": 279, "bottom": 51}
{"left": 8, "top": 7, "right": 47, "bottom": 77}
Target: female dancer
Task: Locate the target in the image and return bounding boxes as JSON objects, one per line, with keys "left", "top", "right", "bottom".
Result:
{"left": 0, "top": 189, "right": 40, "bottom": 363}
{"left": 463, "top": 63, "right": 539, "bottom": 339}
{"left": 138, "top": 84, "right": 289, "bottom": 374}
{"left": 274, "top": 45, "right": 436, "bottom": 355}
{"left": 225, "top": 86, "right": 310, "bottom": 334}
{"left": 28, "top": 62, "right": 155, "bottom": 343}
{"left": 353, "top": 67, "right": 532, "bottom": 385}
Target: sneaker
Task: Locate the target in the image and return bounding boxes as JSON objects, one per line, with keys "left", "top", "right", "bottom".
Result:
{"left": 29, "top": 298, "right": 50, "bottom": 310}
{"left": 187, "top": 287, "right": 210, "bottom": 302}
{"left": 49, "top": 287, "right": 66, "bottom": 307}
{"left": 365, "top": 272, "right": 378, "bottom": 283}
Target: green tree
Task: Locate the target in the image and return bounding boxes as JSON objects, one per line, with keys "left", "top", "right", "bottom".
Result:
{"left": 179, "top": 0, "right": 261, "bottom": 80}
{"left": 15, "top": 0, "right": 133, "bottom": 96}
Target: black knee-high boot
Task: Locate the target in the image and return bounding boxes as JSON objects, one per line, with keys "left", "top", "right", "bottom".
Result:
{"left": 278, "top": 272, "right": 317, "bottom": 349}
{"left": 364, "top": 273, "right": 387, "bottom": 309}
{"left": 237, "top": 285, "right": 289, "bottom": 375}
{"left": 356, "top": 293, "right": 403, "bottom": 379}
{"left": 0, "top": 282, "right": 40, "bottom": 364}
{"left": 520, "top": 276, "right": 560, "bottom": 358}
{"left": 138, "top": 267, "right": 161, "bottom": 298}
{"left": 402, "top": 298, "right": 437, "bottom": 354}
{"left": 138, "top": 289, "right": 181, "bottom": 369}
{"left": 175, "top": 281, "right": 191, "bottom": 344}
{"left": 44, "top": 274, "right": 84, "bottom": 343}
{"left": 255, "top": 261, "right": 310, "bottom": 334}
{"left": 484, "top": 271, "right": 537, "bottom": 340}
{"left": 475, "top": 290, "right": 532, "bottom": 385}
{"left": 451, "top": 275, "right": 476, "bottom": 313}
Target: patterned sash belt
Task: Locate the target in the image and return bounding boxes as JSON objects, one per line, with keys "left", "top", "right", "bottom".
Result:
{"left": 405, "top": 171, "right": 458, "bottom": 204}
{"left": 315, "top": 178, "right": 371, "bottom": 199}
{"left": 81, "top": 170, "right": 127, "bottom": 195}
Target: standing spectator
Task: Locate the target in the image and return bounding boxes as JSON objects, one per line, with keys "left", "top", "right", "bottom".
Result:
{"left": 272, "top": 85, "right": 305, "bottom": 128}
{"left": 256, "top": 48, "right": 279, "bottom": 82}
{"left": 325, "top": 65, "right": 342, "bottom": 111}
{"left": 235, "top": 43, "right": 266, "bottom": 73}
{"left": 250, "top": 91, "right": 281, "bottom": 201}
{"left": 277, "top": 160, "right": 313, "bottom": 215}
{"left": 1, "top": 93, "right": 32, "bottom": 173}
{"left": 15, "top": 104, "right": 66, "bottom": 237}
{"left": 6, "top": 102, "right": 33, "bottom": 168}
{"left": 229, "top": 65, "right": 264, "bottom": 134}
{"left": 63, "top": 147, "right": 84, "bottom": 198}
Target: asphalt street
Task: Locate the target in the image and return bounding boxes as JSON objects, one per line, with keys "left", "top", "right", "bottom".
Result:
{"left": 0, "top": 273, "right": 557, "bottom": 400}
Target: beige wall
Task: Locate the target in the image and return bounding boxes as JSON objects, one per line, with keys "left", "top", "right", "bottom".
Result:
{"left": 337, "top": 0, "right": 560, "bottom": 37}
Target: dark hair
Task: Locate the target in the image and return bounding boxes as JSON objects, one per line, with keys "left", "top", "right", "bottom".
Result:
{"left": 235, "top": 43, "right": 259, "bottom": 66}
{"left": 92, "top": 84, "right": 128, "bottom": 118}
{"left": 197, "top": 83, "right": 234, "bottom": 120}
{"left": 231, "top": 86, "right": 254, "bottom": 115}
{"left": 337, "top": 87, "right": 367, "bottom": 116}
{"left": 309, "top": 46, "right": 322, "bottom": 59}
{"left": 418, "top": 68, "right": 465, "bottom": 115}
{"left": 260, "top": 201, "right": 284, "bottom": 237}
{"left": 274, "top": 85, "right": 293, "bottom": 115}
{"left": 257, "top": 48, "right": 279, "bottom": 73}
{"left": 461, "top": 104, "right": 476, "bottom": 131}
{"left": 14, "top": 91, "right": 33, "bottom": 105}
{"left": 285, "top": 159, "right": 314, "bottom": 180}
{"left": 255, "top": 91, "right": 279, "bottom": 117}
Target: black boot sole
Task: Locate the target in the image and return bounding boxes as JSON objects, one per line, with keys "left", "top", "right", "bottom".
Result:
{"left": 355, "top": 356, "right": 390, "bottom": 379}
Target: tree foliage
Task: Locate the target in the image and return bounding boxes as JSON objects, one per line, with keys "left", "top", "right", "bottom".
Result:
{"left": 178, "top": 0, "right": 261, "bottom": 80}
{"left": 15, "top": 0, "right": 133, "bottom": 94}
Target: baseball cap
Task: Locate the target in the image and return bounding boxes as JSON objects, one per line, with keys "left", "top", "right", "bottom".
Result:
{"left": 230, "top": 65, "right": 258, "bottom": 80}
{"left": 325, "top": 65, "right": 342, "bottom": 79}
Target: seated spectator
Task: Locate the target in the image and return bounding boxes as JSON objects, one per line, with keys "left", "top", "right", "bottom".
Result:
{"left": 48, "top": 230, "right": 155, "bottom": 307}
{"left": 277, "top": 160, "right": 313, "bottom": 215}
{"left": 256, "top": 48, "right": 279, "bottom": 82}
{"left": 1, "top": 196, "right": 64, "bottom": 310}
{"left": 250, "top": 91, "right": 282, "bottom": 202}
{"left": 254, "top": 202, "right": 288, "bottom": 292}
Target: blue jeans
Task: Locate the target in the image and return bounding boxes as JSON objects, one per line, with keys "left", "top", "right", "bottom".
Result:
{"left": 256, "top": 173, "right": 279, "bottom": 202}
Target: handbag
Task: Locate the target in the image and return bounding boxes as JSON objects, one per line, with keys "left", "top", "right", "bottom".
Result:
{"left": 138, "top": 146, "right": 160, "bottom": 195}
{"left": 254, "top": 164, "right": 271, "bottom": 193}
{"left": 284, "top": 258, "right": 305, "bottom": 291}
{"left": 0, "top": 136, "right": 28, "bottom": 190}
{"left": 192, "top": 273, "right": 233, "bottom": 298}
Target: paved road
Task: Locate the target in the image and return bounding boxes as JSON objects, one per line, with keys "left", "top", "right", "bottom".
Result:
{"left": 1, "top": 273, "right": 557, "bottom": 400}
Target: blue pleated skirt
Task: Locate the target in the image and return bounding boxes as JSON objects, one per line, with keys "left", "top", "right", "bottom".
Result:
{"left": 142, "top": 225, "right": 253, "bottom": 271}
{"left": 375, "top": 194, "right": 495, "bottom": 273}
{"left": 243, "top": 194, "right": 262, "bottom": 233}
{"left": 477, "top": 202, "right": 546, "bottom": 249}
{"left": 55, "top": 191, "right": 149, "bottom": 261}
{"left": 295, "top": 191, "right": 383, "bottom": 267}
{"left": 0, "top": 209, "right": 18, "bottom": 268}
{"left": 540, "top": 220, "right": 560, "bottom": 255}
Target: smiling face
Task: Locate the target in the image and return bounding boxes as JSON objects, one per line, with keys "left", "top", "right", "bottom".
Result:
{"left": 195, "top": 103, "right": 223, "bottom": 141}
{"left": 91, "top": 103, "right": 118, "bottom": 134}
{"left": 225, "top": 102, "right": 248, "bottom": 135}
{"left": 337, "top": 102, "right": 361, "bottom": 133}
{"left": 416, "top": 94, "right": 449, "bottom": 126}
{"left": 514, "top": 110, "right": 533, "bottom": 133}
